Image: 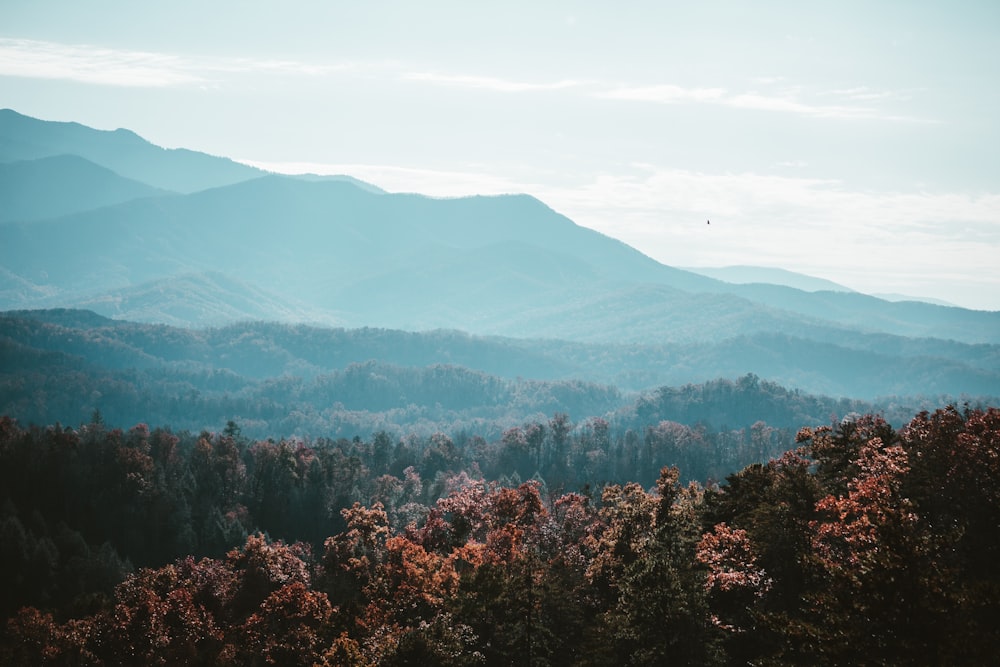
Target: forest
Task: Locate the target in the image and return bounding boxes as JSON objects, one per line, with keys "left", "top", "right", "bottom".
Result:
{"left": 3, "top": 109, "right": 1000, "bottom": 663}
{"left": 3, "top": 93, "right": 1000, "bottom": 666}
{"left": 2, "top": 310, "right": 986, "bottom": 444}
{"left": 2, "top": 404, "right": 999, "bottom": 664}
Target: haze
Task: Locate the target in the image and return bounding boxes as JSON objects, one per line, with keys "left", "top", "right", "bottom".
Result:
{"left": 2, "top": 0, "right": 998, "bottom": 310}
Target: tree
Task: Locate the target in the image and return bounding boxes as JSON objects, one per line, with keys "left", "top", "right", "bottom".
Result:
{"left": 320, "top": 502, "right": 390, "bottom": 625}
{"left": 898, "top": 406, "right": 1000, "bottom": 663}
{"left": 696, "top": 523, "right": 771, "bottom": 635}
{"left": 238, "top": 582, "right": 333, "bottom": 666}
{"left": 585, "top": 469, "right": 722, "bottom": 665}
{"left": 806, "top": 436, "right": 946, "bottom": 665}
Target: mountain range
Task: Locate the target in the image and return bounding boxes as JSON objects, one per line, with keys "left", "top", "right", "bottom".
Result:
{"left": 1, "top": 108, "right": 998, "bottom": 401}
{"left": 2, "top": 309, "right": 989, "bottom": 440}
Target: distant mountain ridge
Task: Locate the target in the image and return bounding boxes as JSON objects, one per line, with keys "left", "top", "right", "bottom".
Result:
{"left": 0, "top": 154, "right": 167, "bottom": 222}
{"left": 871, "top": 292, "right": 958, "bottom": 307}
{"left": 0, "top": 109, "right": 998, "bottom": 401}
{"left": 683, "top": 265, "right": 855, "bottom": 293}
{"left": 0, "top": 173, "right": 723, "bottom": 324}
{"left": 0, "top": 108, "right": 263, "bottom": 193}
{"left": 684, "top": 265, "right": 960, "bottom": 309}
{"left": 3, "top": 171, "right": 995, "bottom": 344}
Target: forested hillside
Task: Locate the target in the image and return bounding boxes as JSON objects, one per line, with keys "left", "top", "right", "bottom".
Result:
{"left": 3, "top": 311, "right": 995, "bottom": 435}
{"left": 2, "top": 108, "right": 999, "bottom": 665}
{"left": 2, "top": 406, "right": 998, "bottom": 664}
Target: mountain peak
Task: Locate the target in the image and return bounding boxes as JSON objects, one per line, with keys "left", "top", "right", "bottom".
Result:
{"left": 3, "top": 108, "right": 997, "bottom": 350}
{"left": 0, "top": 109, "right": 264, "bottom": 193}
{"left": 110, "top": 126, "right": 150, "bottom": 144}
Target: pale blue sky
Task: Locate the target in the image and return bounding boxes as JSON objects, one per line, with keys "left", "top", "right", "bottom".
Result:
{"left": 2, "top": 1, "right": 999, "bottom": 309}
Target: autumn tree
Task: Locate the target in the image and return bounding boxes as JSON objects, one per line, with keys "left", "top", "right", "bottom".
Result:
{"left": 897, "top": 406, "right": 1000, "bottom": 663}
{"left": 582, "top": 468, "right": 721, "bottom": 665}
{"left": 804, "top": 431, "right": 947, "bottom": 664}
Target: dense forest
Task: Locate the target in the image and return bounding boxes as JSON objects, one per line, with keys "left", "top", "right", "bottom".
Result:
{"left": 4, "top": 106, "right": 1000, "bottom": 665}
{"left": 2, "top": 405, "right": 999, "bottom": 664}
{"left": 4, "top": 313, "right": 997, "bottom": 663}
{"left": 4, "top": 310, "right": 1000, "bottom": 408}
{"left": 2, "top": 311, "right": 988, "bottom": 445}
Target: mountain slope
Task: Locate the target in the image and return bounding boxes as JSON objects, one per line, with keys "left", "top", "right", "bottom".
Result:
{"left": 2, "top": 110, "right": 998, "bottom": 358}
{"left": 2, "top": 310, "right": 997, "bottom": 399}
{"left": 72, "top": 272, "right": 343, "bottom": 328}
{"left": 0, "top": 174, "right": 722, "bottom": 319}
{"left": 0, "top": 154, "right": 167, "bottom": 222}
{"left": 0, "top": 108, "right": 264, "bottom": 193}
{"left": 683, "top": 265, "right": 855, "bottom": 292}
{"left": 3, "top": 171, "right": 998, "bottom": 345}
{"left": 725, "top": 283, "right": 998, "bottom": 343}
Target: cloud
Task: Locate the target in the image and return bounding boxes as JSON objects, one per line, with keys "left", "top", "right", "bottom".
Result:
{"left": 821, "top": 86, "right": 898, "bottom": 101}
{"left": 0, "top": 37, "right": 585, "bottom": 95}
{"left": 552, "top": 167, "right": 1000, "bottom": 239}
{"left": 725, "top": 91, "right": 882, "bottom": 118}
{"left": 405, "top": 69, "right": 935, "bottom": 122}
{"left": 522, "top": 166, "right": 1000, "bottom": 306}
{"left": 595, "top": 80, "right": 931, "bottom": 122}
{"left": 403, "top": 71, "right": 589, "bottom": 93}
{"left": 774, "top": 160, "right": 808, "bottom": 169}
{"left": 596, "top": 84, "right": 726, "bottom": 103}
{"left": 0, "top": 38, "right": 202, "bottom": 87}
{"left": 0, "top": 37, "right": 931, "bottom": 125}
{"left": 0, "top": 38, "right": 365, "bottom": 88}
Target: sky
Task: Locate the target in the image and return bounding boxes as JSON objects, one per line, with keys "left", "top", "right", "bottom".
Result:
{"left": 2, "top": 0, "right": 999, "bottom": 310}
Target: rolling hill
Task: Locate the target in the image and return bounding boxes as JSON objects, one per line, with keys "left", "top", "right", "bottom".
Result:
{"left": 70, "top": 271, "right": 343, "bottom": 328}
{"left": 2, "top": 309, "right": 995, "bottom": 440}
{"left": 2, "top": 309, "right": 997, "bottom": 400}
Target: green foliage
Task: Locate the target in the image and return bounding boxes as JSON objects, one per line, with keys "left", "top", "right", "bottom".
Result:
{"left": 3, "top": 313, "right": 996, "bottom": 441}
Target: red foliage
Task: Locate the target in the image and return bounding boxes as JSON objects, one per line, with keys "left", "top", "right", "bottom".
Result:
{"left": 241, "top": 582, "right": 333, "bottom": 666}
{"left": 697, "top": 523, "right": 771, "bottom": 595}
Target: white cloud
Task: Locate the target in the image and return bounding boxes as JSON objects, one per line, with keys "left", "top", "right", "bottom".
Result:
{"left": 0, "top": 38, "right": 367, "bottom": 88}
{"left": 0, "top": 37, "right": 932, "bottom": 126}
{"left": 0, "top": 38, "right": 202, "bottom": 87}
{"left": 514, "top": 166, "right": 1000, "bottom": 308}
{"left": 596, "top": 84, "right": 726, "bottom": 103}
{"left": 0, "top": 37, "right": 587, "bottom": 95}
{"left": 595, "top": 80, "right": 931, "bottom": 122}
{"left": 403, "top": 71, "right": 588, "bottom": 93}
{"left": 726, "top": 91, "right": 880, "bottom": 118}
{"left": 201, "top": 56, "right": 364, "bottom": 77}
{"left": 822, "top": 86, "right": 897, "bottom": 101}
